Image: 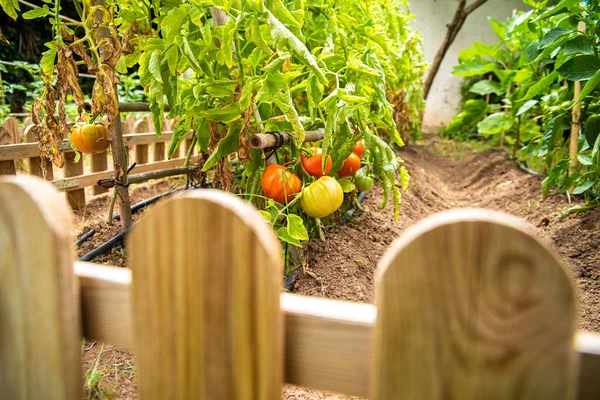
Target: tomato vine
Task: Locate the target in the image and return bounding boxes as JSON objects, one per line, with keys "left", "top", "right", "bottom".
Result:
{"left": 1, "top": 0, "right": 425, "bottom": 246}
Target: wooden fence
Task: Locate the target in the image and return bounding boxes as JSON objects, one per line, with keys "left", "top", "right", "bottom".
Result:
{"left": 1, "top": 175, "right": 600, "bottom": 399}
{"left": 0, "top": 115, "right": 195, "bottom": 210}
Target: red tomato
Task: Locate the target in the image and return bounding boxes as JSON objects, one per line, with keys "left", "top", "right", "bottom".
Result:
{"left": 261, "top": 164, "right": 302, "bottom": 204}
{"left": 301, "top": 147, "right": 332, "bottom": 177}
{"left": 338, "top": 153, "right": 361, "bottom": 177}
{"left": 353, "top": 139, "right": 365, "bottom": 157}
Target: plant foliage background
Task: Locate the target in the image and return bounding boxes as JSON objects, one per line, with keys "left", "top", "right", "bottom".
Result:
{"left": 446, "top": 0, "right": 600, "bottom": 199}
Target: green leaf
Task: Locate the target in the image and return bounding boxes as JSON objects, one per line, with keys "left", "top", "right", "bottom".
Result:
{"left": 287, "top": 214, "right": 308, "bottom": 241}
{"left": 469, "top": 80, "right": 503, "bottom": 96}
{"left": 168, "top": 117, "right": 193, "bottom": 158}
{"left": 573, "top": 181, "right": 595, "bottom": 195}
{"left": 249, "top": 17, "right": 273, "bottom": 55}
{"left": 535, "top": 0, "right": 581, "bottom": 21}
{"left": 565, "top": 36, "right": 593, "bottom": 55}
{"left": 576, "top": 70, "right": 600, "bottom": 104}
{"left": 272, "top": 90, "right": 304, "bottom": 144}
{"left": 22, "top": 5, "right": 49, "bottom": 19}
{"left": 265, "top": 10, "right": 327, "bottom": 85}
{"left": 258, "top": 210, "right": 272, "bottom": 223}
{"left": 277, "top": 227, "right": 301, "bottom": 246}
{"left": 521, "top": 70, "right": 558, "bottom": 101}
{"left": 338, "top": 177, "right": 356, "bottom": 193}
{"left": 0, "top": 0, "right": 19, "bottom": 20}
{"left": 40, "top": 43, "right": 56, "bottom": 80}
{"left": 200, "top": 103, "right": 242, "bottom": 123}
{"left": 452, "top": 59, "right": 496, "bottom": 77}
{"left": 399, "top": 166, "right": 410, "bottom": 191}
{"left": 577, "top": 155, "right": 594, "bottom": 166}
{"left": 557, "top": 55, "right": 600, "bottom": 81}
{"left": 161, "top": 5, "right": 188, "bottom": 42}
{"left": 516, "top": 100, "right": 538, "bottom": 116}
{"left": 148, "top": 51, "right": 163, "bottom": 84}
{"left": 540, "top": 28, "right": 573, "bottom": 48}
{"left": 477, "top": 113, "right": 515, "bottom": 135}
{"left": 220, "top": 18, "right": 237, "bottom": 69}
{"left": 524, "top": 40, "right": 540, "bottom": 62}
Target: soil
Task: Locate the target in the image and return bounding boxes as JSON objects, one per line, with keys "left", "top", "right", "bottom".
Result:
{"left": 77, "top": 143, "right": 600, "bottom": 399}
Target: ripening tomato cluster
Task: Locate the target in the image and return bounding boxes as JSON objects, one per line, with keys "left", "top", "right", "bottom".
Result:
{"left": 261, "top": 139, "right": 374, "bottom": 218}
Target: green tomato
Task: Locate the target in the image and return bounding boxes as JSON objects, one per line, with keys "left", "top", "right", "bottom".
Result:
{"left": 354, "top": 167, "right": 374, "bottom": 192}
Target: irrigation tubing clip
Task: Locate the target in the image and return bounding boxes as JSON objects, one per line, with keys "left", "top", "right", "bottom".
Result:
{"left": 96, "top": 162, "right": 138, "bottom": 189}
{"left": 263, "top": 131, "right": 286, "bottom": 162}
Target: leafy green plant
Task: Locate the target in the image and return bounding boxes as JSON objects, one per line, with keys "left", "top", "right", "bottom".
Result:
{"left": 448, "top": 0, "right": 600, "bottom": 198}
{"left": 0, "top": 0, "right": 424, "bottom": 254}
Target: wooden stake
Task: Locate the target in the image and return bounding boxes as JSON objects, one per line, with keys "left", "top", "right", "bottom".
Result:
{"left": 94, "top": 0, "right": 132, "bottom": 227}
{"left": 569, "top": 20, "right": 586, "bottom": 187}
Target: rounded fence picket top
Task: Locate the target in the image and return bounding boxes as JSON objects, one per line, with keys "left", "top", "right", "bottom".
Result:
{"left": 128, "top": 189, "right": 283, "bottom": 400}
{"left": 0, "top": 175, "right": 81, "bottom": 399}
{"left": 373, "top": 209, "right": 578, "bottom": 400}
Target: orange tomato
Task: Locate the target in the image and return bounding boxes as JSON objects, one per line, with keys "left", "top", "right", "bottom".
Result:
{"left": 69, "top": 124, "right": 110, "bottom": 154}
{"left": 338, "top": 153, "right": 361, "bottom": 177}
{"left": 261, "top": 164, "right": 302, "bottom": 204}
{"left": 301, "top": 147, "right": 332, "bottom": 177}
{"left": 353, "top": 139, "right": 365, "bottom": 157}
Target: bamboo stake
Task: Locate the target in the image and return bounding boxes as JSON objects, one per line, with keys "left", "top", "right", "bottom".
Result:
{"left": 569, "top": 20, "right": 586, "bottom": 189}
{"left": 249, "top": 129, "right": 325, "bottom": 150}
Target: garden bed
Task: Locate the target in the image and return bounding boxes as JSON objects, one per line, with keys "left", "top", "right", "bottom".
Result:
{"left": 77, "top": 143, "right": 600, "bottom": 399}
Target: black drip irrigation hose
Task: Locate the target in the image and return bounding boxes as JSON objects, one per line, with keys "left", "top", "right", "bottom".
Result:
{"left": 75, "top": 229, "right": 96, "bottom": 247}
{"left": 283, "top": 190, "right": 368, "bottom": 291}
{"left": 77, "top": 189, "right": 182, "bottom": 261}
{"left": 76, "top": 189, "right": 178, "bottom": 248}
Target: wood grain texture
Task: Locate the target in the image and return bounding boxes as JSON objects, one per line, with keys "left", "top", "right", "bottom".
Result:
{"left": 2, "top": 117, "right": 21, "bottom": 143}
{"left": 373, "top": 209, "right": 578, "bottom": 400}
{"left": 24, "top": 125, "right": 53, "bottom": 180}
{"left": 72, "top": 261, "right": 600, "bottom": 399}
{"left": 0, "top": 175, "right": 81, "bottom": 399}
{"left": 128, "top": 190, "right": 283, "bottom": 399}
{"left": 134, "top": 119, "right": 149, "bottom": 164}
{"left": 63, "top": 151, "right": 85, "bottom": 209}
{"left": 0, "top": 127, "right": 16, "bottom": 175}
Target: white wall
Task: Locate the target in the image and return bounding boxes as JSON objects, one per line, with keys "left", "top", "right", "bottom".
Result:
{"left": 410, "top": 0, "right": 525, "bottom": 132}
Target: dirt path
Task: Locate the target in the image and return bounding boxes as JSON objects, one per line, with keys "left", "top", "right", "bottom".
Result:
{"left": 294, "top": 145, "right": 600, "bottom": 331}
{"left": 79, "top": 144, "right": 600, "bottom": 399}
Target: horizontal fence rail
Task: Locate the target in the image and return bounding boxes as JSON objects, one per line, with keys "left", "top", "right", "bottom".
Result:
{"left": 0, "top": 116, "right": 196, "bottom": 210}
{"left": 1, "top": 175, "right": 600, "bottom": 399}
{"left": 75, "top": 262, "right": 600, "bottom": 398}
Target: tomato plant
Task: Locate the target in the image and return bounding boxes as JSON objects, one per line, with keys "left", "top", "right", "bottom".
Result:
{"left": 448, "top": 0, "right": 600, "bottom": 198}
{"left": 1, "top": 0, "right": 423, "bottom": 249}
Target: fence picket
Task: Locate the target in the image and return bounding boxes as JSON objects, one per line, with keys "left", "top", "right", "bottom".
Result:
{"left": 63, "top": 151, "right": 85, "bottom": 209}
{"left": 2, "top": 117, "right": 21, "bottom": 143}
{"left": 128, "top": 190, "right": 283, "bottom": 399}
{"left": 0, "top": 176, "right": 81, "bottom": 399}
{"left": 373, "top": 209, "right": 578, "bottom": 400}
{"left": 133, "top": 119, "right": 149, "bottom": 165}
{"left": 0, "top": 127, "right": 16, "bottom": 174}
